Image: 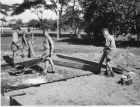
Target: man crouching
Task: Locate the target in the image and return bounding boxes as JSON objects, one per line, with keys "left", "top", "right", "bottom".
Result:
{"left": 41, "top": 31, "right": 55, "bottom": 75}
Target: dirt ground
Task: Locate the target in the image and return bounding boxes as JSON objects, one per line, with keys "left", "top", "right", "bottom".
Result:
{"left": 1, "top": 37, "right": 140, "bottom": 105}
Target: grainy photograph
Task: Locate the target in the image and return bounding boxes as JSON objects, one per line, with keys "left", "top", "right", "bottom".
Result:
{"left": 1, "top": 0, "right": 140, "bottom": 106}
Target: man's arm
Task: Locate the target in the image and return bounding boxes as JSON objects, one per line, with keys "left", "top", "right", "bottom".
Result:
{"left": 31, "top": 31, "right": 34, "bottom": 44}
{"left": 110, "top": 37, "right": 116, "bottom": 52}
{"left": 23, "top": 31, "right": 27, "bottom": 44}
{"left": 47, "top": 35, "right": 54, "bottom": 54}
{"left": 103, "top": 39, "right": 109, "bottom": 52}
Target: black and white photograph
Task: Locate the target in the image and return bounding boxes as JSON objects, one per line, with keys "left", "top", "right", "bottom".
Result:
{"left": 1, "top": 0, "right": 140, "bottom": 106}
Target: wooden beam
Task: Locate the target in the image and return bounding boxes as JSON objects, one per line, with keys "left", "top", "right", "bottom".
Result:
{"left": 56, "top": 54, "right": 123, "bottom": 74}
{"left": 56, "top": 54, "right": 100, "bottom": 66}
{"left": 53, "top": 59, "right": 98, "bottom": 72}
{"left": 1, "top": 54, "right": 122, "bottom": 75}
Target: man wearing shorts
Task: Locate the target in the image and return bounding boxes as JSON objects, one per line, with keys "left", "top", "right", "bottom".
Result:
{"left": 22, "top": 26, "right": 35, "bottom": 58}
{"left": 41, "top": 31, "right": 55, "bottom": 75}
{"left": 11, "top": 26, "right": 21, "bottom": 63}
{"left": 97, "top": 28, "right": 116, "bottom": 77}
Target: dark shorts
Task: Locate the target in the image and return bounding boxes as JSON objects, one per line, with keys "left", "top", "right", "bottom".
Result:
{"left": 11, "top": 42, "right": 19, "bottom": 52}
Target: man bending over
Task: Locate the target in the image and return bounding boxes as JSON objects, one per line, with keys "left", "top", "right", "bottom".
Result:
{"left": 41, "top": 31, "right": 55, "bottom": 75}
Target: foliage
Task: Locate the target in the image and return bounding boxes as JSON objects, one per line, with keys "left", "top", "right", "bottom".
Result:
{"left": 0, "top": 2, "right": 14, "bottom": 16}
{"left": 82, "top": 0, "right": 140, "bottom": 41}
{"left": 16, "top": 19, "right": 23, "bottom": 26}
{"left": 28, "top": 19, "right": 39, "bottom": 28}
{"left": 11, "top": 0, "right": 46, "bottom": 15}
{"left": 0, "top": 2, "right": 14, "bottom": 22}
{"left": 28, "top": 19, "right": 56, "bottom": 31}
{"left": 61, "top": 1, "right": 84, "bottom": 34}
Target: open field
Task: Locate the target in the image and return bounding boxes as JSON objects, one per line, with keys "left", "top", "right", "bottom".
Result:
{"left": 1, "top": 35, "right": 140, "bottom": 105}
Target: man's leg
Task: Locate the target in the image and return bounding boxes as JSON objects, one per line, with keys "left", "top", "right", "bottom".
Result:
{"left": 48, "top": 58, "right": 55, "bottom": 72}
{"left": 28, "top": 40, "right": 35, "bottom": 57}
{"left": 27, "top": 41, "right": 31, "bottom": 58}
{"left": 106, "top": 58, "right": 114, "bottom": 77}
{"left": 21, "top": 43, "right": 26, "bottom": 58}
{"left": 12, "top": 51, "right": 15, "bottom": 63}
{"left": 97, "top": 52, "right": 106, "bottom": 74}
{"left": 44, "top": 60, "right": 49, "bottom": 75}
{"left": 11, "top": 43, "right": 17, "bottom": 63}
{"left": 28, "top": 46, "right": 31, "bottom": 58}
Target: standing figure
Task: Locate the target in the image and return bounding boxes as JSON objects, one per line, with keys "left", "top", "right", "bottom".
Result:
{"left": 11, "top": 26, "right": 21, "bottom": 63}
{"left": 97, "top": 28, "right": 116, "bottom": 77}
{"left": 22, "top": 26, "right": 35, "bottom": 58}
{"left": 41, "top": 31, "right": 55, "bottom": 75}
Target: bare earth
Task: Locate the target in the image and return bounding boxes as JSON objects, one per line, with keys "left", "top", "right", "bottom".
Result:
{"left": 1, "top": 37, "right": 140, "bottom": 105}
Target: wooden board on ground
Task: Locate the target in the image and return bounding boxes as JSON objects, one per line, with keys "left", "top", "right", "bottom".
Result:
{"left": 56, "top": 54, "right": 123, "bottom": 74}
{"left": 1, "top": 53, "right": 122, "bottom": 94}
{"left": 2, "top": 54, "right": 122, "bottom": 74}
{"left": 1, "top": 54, "right": 98, "bottom": 73}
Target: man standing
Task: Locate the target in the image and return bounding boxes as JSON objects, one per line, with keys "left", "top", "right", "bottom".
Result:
{"left": 41, "top": 31, "right": 55, "bottom": 75}
{"left": 97, "top": 28, "right": 116, "bottom": 77}
{"left": 22, "top": 26, "right": 35, "bottom": 58}
{"left": 11, "top": 26, "right": 21, "bottom": 63}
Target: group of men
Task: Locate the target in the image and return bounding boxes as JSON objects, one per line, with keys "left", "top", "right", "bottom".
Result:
{"left": 11, "top": 26, "right": 35, "bottom": 59}
{"left": 11, "top": 26, "right": 55, "bottom": 75}
{"left": 11, "top": 26, "right": 116, "bottom": 77}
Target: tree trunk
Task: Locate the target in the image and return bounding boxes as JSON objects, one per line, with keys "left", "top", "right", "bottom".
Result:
{"left": 137, "top": 34, "right": 140, "bottom": 41}
{"left": 1, "top": 21, "right": 4, "bottom": 36}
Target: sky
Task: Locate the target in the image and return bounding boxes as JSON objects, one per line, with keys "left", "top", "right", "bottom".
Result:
{"left": 0, "top": 0, "right": 57, "bottom": 23}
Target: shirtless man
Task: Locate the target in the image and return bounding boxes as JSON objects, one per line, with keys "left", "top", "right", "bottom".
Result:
{"left": 11, "top": 26, "right": 21, "bottom": 63}
{"left": 22, "top": 26, "right": 35, "bottom": 58}
{"left": 41, "top": 31, "right": 55, "bottom": 75}
{"left": 97, "top": 28, "right": 116, "bottom": 77}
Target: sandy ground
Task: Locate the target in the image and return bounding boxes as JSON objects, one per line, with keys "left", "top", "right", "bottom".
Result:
{"left": 1, "top": 37, "right": 140, "bottom": 105}
{"left": 1, "top": 51, "right": 140, "bottom": 105}
{"left": 2, "top": 68, "right": 140, "bottom": 105}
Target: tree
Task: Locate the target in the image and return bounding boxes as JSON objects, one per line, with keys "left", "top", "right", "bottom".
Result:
{"left": 12, "top": 0, "right": 53, "bottom": 33}
{"left": 62, "top": 0, "right": 84, "bottom": 38}
{"left": 16, "top": 19, "right": 23, "bottom": 27}
{"left": 11, "top": 0, "right": 71, "bottom": 39}
{"left": 28, "top": 19, "right": 39, "bottom": 29}
{"left": 31, "top": 4, "right": 48, "bottom": 33}
{"left": 28, "top": 18, "right": 56, "bottom": 31}
{"left": 0, "top": 2, "right": 14, "bottom": 36}
{"left": 82, "top": 0, "right": 140, "bottom": 42}
{"left": 49, "top": 0, "right": 71, "bottom": 39}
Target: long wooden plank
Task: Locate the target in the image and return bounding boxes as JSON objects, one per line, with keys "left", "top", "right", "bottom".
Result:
{"left": 1, "top": 55, "right": 98, "bottom": 73}
{"left": 56, "top": 54, "right": 123, "bottom": 74}
{"left": 1, "top": 54, "right": 122, "bottom": 75}
{"left": 1, "top": 55, "right": 42, "bottom": 70}
{"left": 56, "top": 54, "right": 101, "bottom": 66}
{"left": 53, "top": 59, "right": 98, "bottom": 71}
